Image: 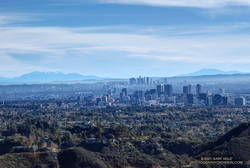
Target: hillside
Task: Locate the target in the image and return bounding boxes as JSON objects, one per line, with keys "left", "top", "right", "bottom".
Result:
{"left": 58, "top": 147, "right": 110, "bottom": 168}
{"left": 197, "top": 123, "right": 250, "bottom": 161}
{"left": 0, "top": 123, "right": 249, "bottom": 168}
{"left": 0, "top": 152, "right": 58, "bottom": 168}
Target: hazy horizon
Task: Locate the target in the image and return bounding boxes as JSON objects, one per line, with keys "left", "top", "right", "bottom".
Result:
{"left": 0, "top": 68, "right": 248, "bottom": 81}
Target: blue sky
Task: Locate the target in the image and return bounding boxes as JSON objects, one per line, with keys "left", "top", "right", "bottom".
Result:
{"left": 1, "top": 0, "right": 250, "bottom": 78}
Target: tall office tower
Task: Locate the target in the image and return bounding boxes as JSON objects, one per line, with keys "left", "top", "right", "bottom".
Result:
{"left": 146, "top": 77, "right": 150, "bottom": 85}
{"left": 235, "top": 97, "right": 246, "bottom": 106}
{"left": 212, "top": 94, "right": 228, "bottom": 106}
{"left": 120, "top": 88, "right": 128, "bottom": 103}
{"left": 102, "top": 96, "right": 108, "bottom": 103}
{"left": 196, "top": 84, "right": 202, "bottom": 95}
{"left": 138, "top": 76, "right": 144, "bottom": 85}
{"left": 187, "top": 94, "right": 194, "bottom": 105}
{"left": 164, "top": 84, "right": 173, "bottom": 97}
{"left": 132, "top": 90, "right": 144, "bottom": 101}
{"left": 183, "top": 86, "right": 189, "bottom": 94}
{"left": 188, "top": 84, "right": 192, "bottom": 94}
{"left": 149, "top": 89, "right": 157, "bottom": 99}
{"left": 157, "top": 84, "right": 164, "bottom": 97}
{"left": 198, "top": 93, "right": 207, "bottom": 101}
{"left": 121, "top": 88, "right": 128, "bottom": 97}
{"left": 96, "top": 98, "right": 102, "bottom": 105}
{"left": 129, "top": 78, "right": 137, "bottom": 85}
{"left": 137, "top": 76, "right": 140, "bottom": 85}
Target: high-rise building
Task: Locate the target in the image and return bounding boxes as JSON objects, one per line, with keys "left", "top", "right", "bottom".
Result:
{"left": 188, "top": 84, "right": 192, "bottom": 94}
{"left": 120, "top": 88, "right": 129, "bottom": 103}
{"left": 212, "top": 94, "right": 228, "bottom": 106}
{"left": 187, "top": 94, "right": 194, "bottom": 105}
{"left": 164, "top": 84, "right": 173, "bottom": 97}
{"left": 150, "top": 89, "right": 157, "bottom": 95}
{"left": 129, "top": 78, "right": 137, "bottom": 85}
{"left": 157, "top": 84, "right": 164, "bottom": 97}
{"left": 137, "top": 76, "right": 144, "bottom": 85}
{"left": 198, "top": 93, "right": 208, "bottom": 105}
{"left": 196, "top": 84, "right": 202, "bottom": 95}
{"left": 183, "top": 86, "right": 189, "bottom": 94}
{"left": 96, "top": 98, "right": 102, "bottom": 105}
{"left": 131, "top": 90, "right": 144, "bottom": 102}
{"left": 235, "top": 97, "right": 246, "bottom": 106}
{"left": 150, "top": 79, "right": 153, "bottom": 85}
{"left": 146, "top": 77, "right": 150, "bottom": 85}
{"left": 121, "top": 88, "right": 127, "bottom": 97}
{"left": 102, "top": 96, "right": 108, "bottom": 103}
{"left": 183, "top": 85, "right": 192, "bottom": 94}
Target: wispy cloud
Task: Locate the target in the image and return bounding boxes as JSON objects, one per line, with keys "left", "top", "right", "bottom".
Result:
{"left": 1, "top": 23, "right": 250, "bottom": 77}
{"left": 0, "top": 13, "right": 38, "bottom": 25}
{"left": 97, "top": 0, "right": 250, "bottom": 8}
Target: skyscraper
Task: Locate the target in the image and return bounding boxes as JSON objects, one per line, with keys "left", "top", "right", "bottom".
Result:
{"left": 235, "top": 97, "right": 246, "bottom": 106}
{"left": 164, "top": 84, "right": 173, "bottom": 97}
{"left": 146, "top": 77, "right": 150, "bottom": 85}
{"left": 157, "top": 84, "right": 164, "bottom": 97}
{"left": 183, "top": 85, "right": 192, "bottom": 94}
{"left": 187, "top": 94, "right": 194, "bottom": 105}
{"left": 196, "top": 84, "right": 202, "bottom": 95}
{"left": 121, "top": 88, "right": 128, "bottom": 97}
{"left": 183, "top": 86, "right": 189, "bottom": 94}
{"left": 188, "top": 84, "right": 192, "bottom": 94}
{"left": 129, "top": 78, "right": 136, "bottom": 85}
{"left": 212, "top": 94, "right": 228, "bottom": 106}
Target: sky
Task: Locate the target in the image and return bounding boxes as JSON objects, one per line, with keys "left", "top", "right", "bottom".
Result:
{"left": 1, "top": 0, "right": 250, "bottom": 78}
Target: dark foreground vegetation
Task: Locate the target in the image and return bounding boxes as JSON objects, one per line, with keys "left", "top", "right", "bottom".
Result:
{"left": 0, "top": 101, "right": 250, "bottom": 168}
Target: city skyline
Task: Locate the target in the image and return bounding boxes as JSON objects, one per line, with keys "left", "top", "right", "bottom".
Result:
{"left": 1, "top": 0, "right": 250, "bottom": 78}
{"left": 1, "top": 1, "right": 250, "bottom": 167}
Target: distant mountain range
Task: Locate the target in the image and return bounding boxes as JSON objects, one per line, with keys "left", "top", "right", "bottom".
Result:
{"left": 0, "top": 71, "right": 106, "bottom": 83}
{"left": 179, "top": 68, "right": 246, "bottom": 77}
{"left": 0, "top": 69, "right": 248, "bottom": 84}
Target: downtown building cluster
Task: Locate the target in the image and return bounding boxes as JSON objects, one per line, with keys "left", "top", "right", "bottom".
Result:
{"left": 118, "top": 83, "right": 235, "bottom": 106}
{"left": 79, "top": 77, "right": 248, "bottom": 107}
